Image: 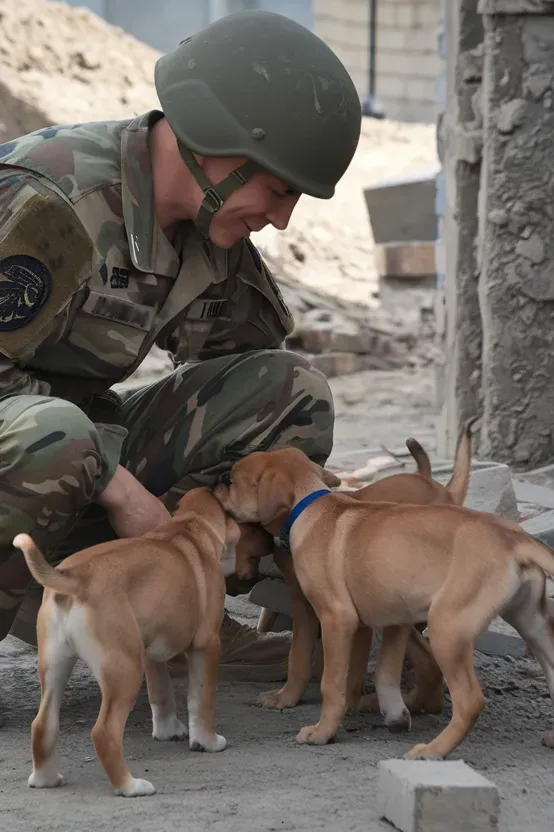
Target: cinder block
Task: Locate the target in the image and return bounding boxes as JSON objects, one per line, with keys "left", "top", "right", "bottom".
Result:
{"left": 521, "top": 509, "right": 554, "bottom": 549}
{"left": 375, "top": 242, "right": 437, "bottom": 279}
{"left": 424, "top": 460, "right": 517, "bottom": 521}
{"left": 249, "top": 577, "right": 292, "bottom": 618}
{"left": 378, "top": 759, "right": 499, "bottom": 832}
{"left": 364, "top": 173, "right": 438, "bottom": 245}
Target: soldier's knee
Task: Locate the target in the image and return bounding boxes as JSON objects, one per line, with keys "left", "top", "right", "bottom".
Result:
{"left": 263, "top": 348, "right": 333, "bottom": 414}
{"left": 0, "top": 396, "right": 107, "bottom": 541}
{"left": 0, "top": 394, "right": 99, "bottom": 452}
{"left": 252, "top": 349, "right": 334, "bottom": 462}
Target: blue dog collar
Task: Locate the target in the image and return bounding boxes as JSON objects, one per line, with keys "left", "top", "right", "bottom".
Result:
{"left": 278, "top": 489, "right": 331, "bottom": 554}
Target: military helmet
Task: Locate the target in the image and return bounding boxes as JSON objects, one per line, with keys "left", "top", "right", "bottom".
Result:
{"left": 154, "top": 10, "right": 362, "bottom": 235}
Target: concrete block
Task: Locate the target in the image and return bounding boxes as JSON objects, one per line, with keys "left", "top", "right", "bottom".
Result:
{"left": 364, "top": 173, "right": 439, "bottom": 245}
{"left": 249, "top": 577, "right": 292, "bottom": 618}
{"left": 475, "top": 626, "right": 526, "bottom": 658}
{"left": 378, "top": 759, "right": 499, "bottom": 832}
{"left": 431, "top": 461, "right": 519, "bottom": 522}
{"left": 341, "top": 454, "right": 520, "bottom": 523}
{"left": 375, "top": 242, "right": 437, "bottom": 279}
{"left": 513, "top": 480, "right": 554, "bottom": 510}
{"left": 521, "top": 509, "right": 554, "bottom": 549}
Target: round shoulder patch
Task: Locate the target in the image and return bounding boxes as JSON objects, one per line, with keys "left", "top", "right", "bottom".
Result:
{"left": 0, "top": 255, "right": 52, "bottom": 332}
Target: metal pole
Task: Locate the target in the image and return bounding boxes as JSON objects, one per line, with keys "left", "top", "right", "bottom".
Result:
{"left": 369, "top": 0, "right": 377, "bottom": 97}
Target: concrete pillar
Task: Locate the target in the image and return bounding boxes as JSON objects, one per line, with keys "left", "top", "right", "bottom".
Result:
{"left": 435, "top": 0, "right": 484, "bottom": 458}
{"left": 478, "top": 0, "right": 554, "bottom": 469}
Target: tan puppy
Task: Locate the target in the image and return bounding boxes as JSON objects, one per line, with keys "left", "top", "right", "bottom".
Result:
{"left": 214, "top": 448, "right": 554, "bottom": 759}
{"left": 340, "top": 419, "right": 476, "bottom": 716}
{"left": 13, "top": 487, "right": 240, "bottom": 797}
{"left": 256, "top": 421, "right": 475, "bottom": 725}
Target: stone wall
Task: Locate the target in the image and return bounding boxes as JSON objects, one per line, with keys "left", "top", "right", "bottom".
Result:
{"left": 313, "top": 0, "right": 441, "bottom": 123}
{"left": 437, "top": 0, "right": 554, "bottom": 470}
{"left": 477, "top": 0, "right": 554, "bottom": 469}
{"left": 435, "top": 0, "right": 484, "bottom": 457}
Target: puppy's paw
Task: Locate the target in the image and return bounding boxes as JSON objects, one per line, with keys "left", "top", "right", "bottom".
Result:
{"left": 404, "top": 743, "right": 445, "bottom": 760}
{"left": 384, "top": 708, "right": 411, "bottom": 734}
{"left": 257, "top": 687, "right": 300, "bottom": 710}
{"left": 295, "top": 724, "right": 334, "bottom": 746}
{"left": 28, "top": 769, "right": 64, "bottom": 789}
{"left": 152, "top": 715, "right": 188, "bottom": 742}
{"left": 542, "top": 729, "right": 554, "bottom": 748}
{"left": 190, "top": 732, "right": 227, "bottom": 753}
{"left": 114, "top": 777, "right": 156, "bottom": 797}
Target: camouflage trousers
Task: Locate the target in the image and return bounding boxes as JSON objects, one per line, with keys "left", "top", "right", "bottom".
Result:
{"left": 0, "top": 349, "right": 333, "bottom": 640}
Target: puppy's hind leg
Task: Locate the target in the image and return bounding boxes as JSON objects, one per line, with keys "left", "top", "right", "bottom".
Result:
{"left": 375, "top": 625, "right": 411, "bottom": 732}
{"left": 91, "top": 650, "right": 153, "bottom": 797}
{"left": 146, "top": 659, "right": 188, "bottom": 741}
{"left": 406, "top": 608, "right": 486, "bottom": 760}
{"left": 502, "top": 574, "right": 554, "bottom": 749}
{"left": 28, "top": 604, "right": 76, "bottom": 790}
{"left": 403, "top": 627, "right": 445, "bottom": 715}
{"left": 83, "top": 606, "right": 154, "bottom": 797}
{"left": 187, "top": 636, "right": 227, "bottom": 753}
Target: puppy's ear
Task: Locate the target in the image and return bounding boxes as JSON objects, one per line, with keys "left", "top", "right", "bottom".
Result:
{"left": 312, "top": 463, "right": 341, "bottom": 488}
{"left": 258, "top": 468, "right": 294, "bottom": 534}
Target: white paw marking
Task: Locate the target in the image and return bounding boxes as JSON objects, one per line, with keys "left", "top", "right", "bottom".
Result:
{"left": 152, "top": 714, "right": 188, "bottom": 741}
{"left": 189, "top": 732, "right": 227, "bottom": 752}
{"left": 28, "top": 769, "right": 65, "bottom": 789}
{"left": 114, "top": 777, "right": 156, "bottom": 797}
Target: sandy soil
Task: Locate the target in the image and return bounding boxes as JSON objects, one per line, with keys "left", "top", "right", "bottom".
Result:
{"left": 1, "top": 631, "right": 553, "bottom": 831}
{"left": 1, "top": 368, "right": 553, "bottom": 831}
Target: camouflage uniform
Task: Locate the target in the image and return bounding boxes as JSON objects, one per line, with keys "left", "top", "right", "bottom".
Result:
{"left": 0, "top": 112, "right": 334, "bottom": 644}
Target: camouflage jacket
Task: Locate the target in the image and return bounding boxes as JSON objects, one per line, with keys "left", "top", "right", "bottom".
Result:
{"left": 0, "top": 111, "right": 294, "bottom": 418}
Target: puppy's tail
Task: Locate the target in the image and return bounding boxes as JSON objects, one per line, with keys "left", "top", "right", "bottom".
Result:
{"left": 445, "top": 416, "right": 479, "bottom": 506}
{"left": 13, "top": 533, "right": 80, "bottom": 596}
{"left": 405, "top": 438, "right": 432, "bottom": 479}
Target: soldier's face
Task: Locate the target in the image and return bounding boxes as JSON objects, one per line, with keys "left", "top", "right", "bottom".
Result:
{"left": 201, "top": 155, "right": 301, "bottom": 249}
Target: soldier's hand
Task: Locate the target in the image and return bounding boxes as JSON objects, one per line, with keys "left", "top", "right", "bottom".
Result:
{"left": 94, "top": 465, "right": 171, "bottom": 538}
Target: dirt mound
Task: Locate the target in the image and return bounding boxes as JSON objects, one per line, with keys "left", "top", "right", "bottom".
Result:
{"left": 0, "top": 0, "right": 159, "bottom": 142}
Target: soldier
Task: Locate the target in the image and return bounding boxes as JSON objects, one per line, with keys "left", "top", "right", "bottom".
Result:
{"left": 0, "top": 10, "right": 361, "bottom": 725}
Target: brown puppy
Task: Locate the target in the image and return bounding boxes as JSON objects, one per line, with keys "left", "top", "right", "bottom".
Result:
{"left": 13, "top": 487, "right": 240, "bottom": 797}
{"left": 214, "top": 448, "right": 554, "bottom": 759}
{"left": 256, "top": 421, "right": 475, "bottom": 725}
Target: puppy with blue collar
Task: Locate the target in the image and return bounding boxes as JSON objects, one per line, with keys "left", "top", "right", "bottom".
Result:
{"left": 214, "top": 446, "right": 554, "bottom": 759}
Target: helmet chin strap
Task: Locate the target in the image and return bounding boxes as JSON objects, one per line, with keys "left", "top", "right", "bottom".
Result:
{"left": 178, "top": 142, "right": 261, "bottom": 238}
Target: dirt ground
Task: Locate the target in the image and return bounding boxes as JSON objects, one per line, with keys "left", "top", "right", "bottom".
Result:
{"left": 1, "top": 367, "right": 553, "bottom": 831}
{"left": 1, "top": 625, "right": 554, "bottom": 831}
